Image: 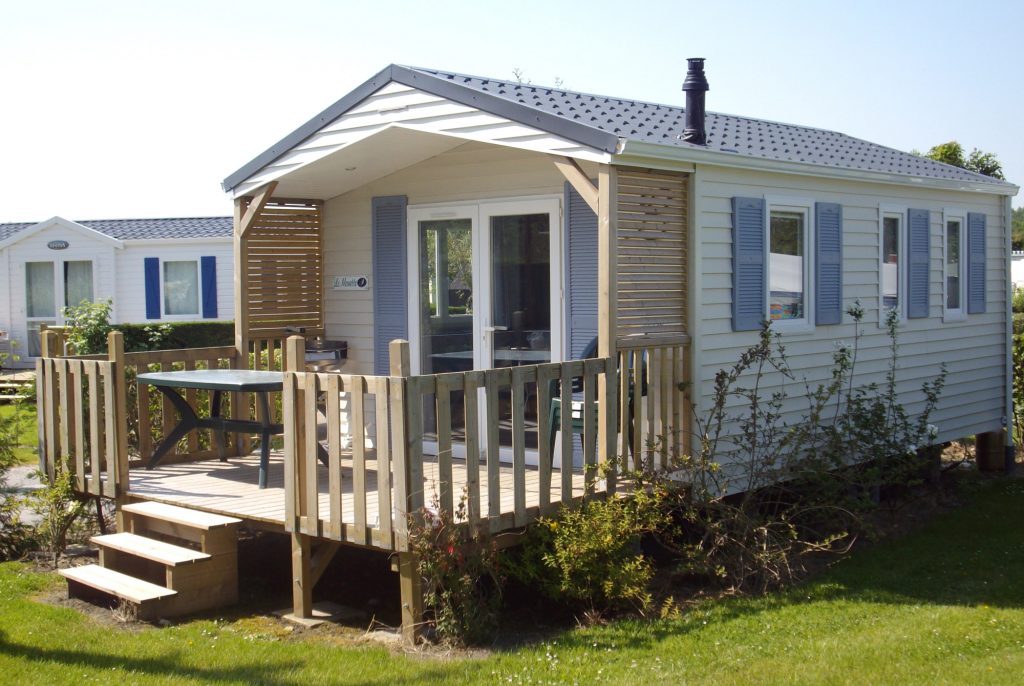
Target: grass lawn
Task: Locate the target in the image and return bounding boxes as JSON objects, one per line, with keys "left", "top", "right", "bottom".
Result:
{"left": 1, "top": 476, "right": 1023, "bottom": 685}
{"left": 0, "top": 402, "right": 37, "bottom": 465}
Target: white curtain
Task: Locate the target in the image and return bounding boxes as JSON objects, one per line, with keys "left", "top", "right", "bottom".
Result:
{"left": 64, "top": 261, "right": 94, "bottom": 307}
{"left": 25, "top": 262, "right": 56, "bottom": 318}
{"left": 164, "top": 261, "right": 199, "bottom": 315}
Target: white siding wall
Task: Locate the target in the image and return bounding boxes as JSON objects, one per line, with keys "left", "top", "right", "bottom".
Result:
{"left": 693, "top": 165, "right": 1009, "bottom": 445}
{"left": 323, "top": 142, "right": 582, "bottom": 373}
{"left": 115, "top": 241, "right": 234, "bottom": 323}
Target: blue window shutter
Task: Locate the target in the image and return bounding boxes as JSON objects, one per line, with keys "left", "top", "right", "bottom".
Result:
{"left": 200, "top": 256, "right": 218, "bottom": 319}
{"left": 144, "top": 257, "right": 161, "bottom": 319}
{"left": 814, "top": 202, "right": 843, "bottom": 325}
{"left": 732, "top": 197, "right": 766, "bottom": 331}
{"left": 906, "top": 209, "right": 931, "bottom": 319}
{"left": 967, "top": 213, "right": 987, "bottom": 314}
{"left": 372, "top": 196, "right": 408, "bottom": 375}
{"left": 565, "top": 182, "right": 598, "bottom": 359}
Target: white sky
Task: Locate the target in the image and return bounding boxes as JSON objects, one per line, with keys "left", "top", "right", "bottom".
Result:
{"left": 2, "top": 0, "right": 1021, "bottom": 222}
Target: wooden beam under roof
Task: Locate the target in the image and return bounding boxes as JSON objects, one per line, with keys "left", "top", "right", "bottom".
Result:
{"left": 550, "top": 155, "right": 598, "bottom": 214}
{"left": 237, "top": 181, "right": 278, "bottom": 238}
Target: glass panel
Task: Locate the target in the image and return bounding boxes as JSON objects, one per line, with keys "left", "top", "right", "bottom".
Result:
{"left": 27, "top": 321, "right": 57, "bottom": 357}
{"left": 419, "top": 218, "right": 473, "bottom": 439}
{"left": 491, "top": 213, "right": 551, "bottom": 451}
{"left": 882, "top": 217, "right": 900, "bottom": 311}
{"left": 64, "top": 260, "right": 94, "bottom": 307}
{"left": 164, "top": 261, "right": 199, "bottom": 315}
{"left": 25, "top": 262, "right": 56, "bottom": 318}
{"left": 769, "top": 211, "right": 804, "bottom": 321}
{"left": 947, "top": 219, "right": 961, "bottom": 310}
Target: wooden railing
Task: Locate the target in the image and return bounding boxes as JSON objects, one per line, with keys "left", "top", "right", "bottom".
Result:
{"left": 36, "top": 331, "right": 129, "bottom": 499}
{"left": 617, "top": 336, "right": 692, "bottom": 472}
{"left": 281, "top": 338, "right": 617, "bottom": 552}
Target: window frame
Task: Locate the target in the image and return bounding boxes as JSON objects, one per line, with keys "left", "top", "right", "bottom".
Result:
{"left": 942, "top": 207, "right": 967, "bottom": 323}
{"left": 878, "top": 204, "right": 907, "bottom": 326}
{"left": 161, "top": 258, "right": 201, "bottom": 319}
{"left": 765, "top": 195, "right": 815, "bottom": 334}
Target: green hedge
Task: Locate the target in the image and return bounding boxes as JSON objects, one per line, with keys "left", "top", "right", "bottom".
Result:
{"left": 114, "top": 321, "right": 235, "bottom": 352}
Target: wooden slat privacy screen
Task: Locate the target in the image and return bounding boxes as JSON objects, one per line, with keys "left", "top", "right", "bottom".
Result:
{"left": 616, "top": 168, "right": 689, "bottom": 343}
{"left": 241, "top": 198, "right": 324, "bottom": 336}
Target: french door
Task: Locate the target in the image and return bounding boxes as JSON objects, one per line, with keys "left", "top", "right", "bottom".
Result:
{"left": 407, "top": 197, "right": 561, "bottom": 461}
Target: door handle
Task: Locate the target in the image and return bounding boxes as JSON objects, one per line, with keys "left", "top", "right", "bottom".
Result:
{"left": 483, "top": 325, "right": 508, "bottom": 332}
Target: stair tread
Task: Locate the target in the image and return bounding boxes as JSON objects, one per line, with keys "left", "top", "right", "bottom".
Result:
{"left": 92, "top": 532, "right": 211, "bottom": 566}
{"left": 122, "top": 502, "right": 242, "bottom": 530}
{"left": 59, "top": 564, "right": 177, "bottom": 603}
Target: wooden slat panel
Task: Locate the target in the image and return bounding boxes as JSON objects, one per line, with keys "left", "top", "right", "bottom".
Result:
{"left": 582, "top": 359, "right": 598, "bottom": 489}
{"left": 484, "top": 371, "right": 502, "bottom": 532}
{"left": 326, "top": 374, "right": 343, "bottom": 539}
{"left": 303, "top": 373, "right": 320, "bottom": 537}
{"left": 351, "top": 375, "right": 368, "bottom": 544}
{"left": 435, "top": 375, "right": 454, "bottom": 518}
{"left": 374, "top": 377, "right": 393, "bottom": 546}
{"left": 510, "top": 366, "right": 527, "bottom": 526}
{"left": 463, "top": 370, "right": 482, "bottom": 531}
{"left": 88, "top": 363, "right": 101, "bottom": 493}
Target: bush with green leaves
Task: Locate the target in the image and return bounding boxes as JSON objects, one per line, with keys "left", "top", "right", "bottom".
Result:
{"left": 0, "top": 402, "right": 34, "bottom": 560}
{"left": 62, "top": 299, "right": 113, "bottom": 355}
{"left": 408, "top": 493, "right": 503, "bottom": 646}
{"left": 505, "top": 483, "right": 668, "bottom": 619}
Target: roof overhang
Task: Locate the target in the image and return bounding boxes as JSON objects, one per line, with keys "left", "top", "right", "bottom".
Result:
{"left": 0, "top": 216, "right": 124, "bottom": 251}
{"left": 223, "top": 65, "right": 619, "bottom": 196}
{"left": 616, "top": 140, "right": 1020, "bottom": 197}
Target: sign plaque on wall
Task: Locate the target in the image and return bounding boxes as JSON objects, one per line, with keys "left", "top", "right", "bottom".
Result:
{"left": 47, "top": 240, "right": 70, "bottom": 250}
{"left": 332, "top": 275, "right": 369, "bottom": 291}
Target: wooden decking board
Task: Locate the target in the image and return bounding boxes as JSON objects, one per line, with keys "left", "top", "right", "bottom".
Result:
{"left": 128, "top": 452, "right": 592, "bottom": 548}
{"left": 59, "top": 564, "right": 177, "bottom": 603}
{"left": 92, "top": 533, "right": 211, "bottom": 566}
{"left": 121, "top": 501, "right": 243, "bottom": 529}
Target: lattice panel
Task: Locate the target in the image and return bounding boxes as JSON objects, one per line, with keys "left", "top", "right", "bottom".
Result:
{"left": 243, "top": 199, "right": 324, "bottom": 336}
{"left": 616, "top": 168, "right": 689, "bottom": 342}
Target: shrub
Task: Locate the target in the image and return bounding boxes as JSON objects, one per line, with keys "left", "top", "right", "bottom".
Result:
{"left": 1014, "top": 334, "right": 1024, "bottom": 449}
{"left": 116, "top": 321, "right": 234, "bottom": 352}
{"left": 62, "top": 299, "right": 113, "bottom": 355}
{"left": 0, "top": 406, "right": 34, "bottom": 560}
{"left": 26, "top": 467, "right": 91, "bottom": 566}
{"left": 1013, "top": 285, "right": 1024, "bottom": 314}
{"left": 505, "top": 483, "right": 668, "bottom": 618}
{"left": 661, "top": 303, "right": 946, "bottom": 592}
{"left": 408, "top": 494, "right": 503, "bottom": 646}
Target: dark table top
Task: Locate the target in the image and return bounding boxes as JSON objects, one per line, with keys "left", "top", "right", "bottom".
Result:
{"left": 136, "top": 369, "right": 284, "bottom": 392}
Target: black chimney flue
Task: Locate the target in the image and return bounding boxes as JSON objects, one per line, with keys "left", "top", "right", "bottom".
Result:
{"left": 681, "top": 58, "right": 709, "bottom": 145}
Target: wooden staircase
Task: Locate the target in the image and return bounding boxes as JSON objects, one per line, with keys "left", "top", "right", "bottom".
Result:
{"left": 60, "top": 502, "right": 242, "bottom": 621}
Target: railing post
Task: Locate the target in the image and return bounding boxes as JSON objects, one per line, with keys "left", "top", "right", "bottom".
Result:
{"left": 107, "top": 331, "right": 130, "bottom": 508}
{"left": 388, "top": 339, "right": 422, "bottom": 644}
{"left": 283, "top": 335, "right": 313, "bottom": 619}
{"left": 39, "top": 330, "right": 60, "bottom": 482}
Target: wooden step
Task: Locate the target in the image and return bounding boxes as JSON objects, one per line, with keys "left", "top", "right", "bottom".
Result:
{"left": 122, "top": 502, "right": 242, "bottom": 530}
{"left": 92, "top": 533, "right": 211, "bottom": 566}
{"left": 59, "top": 564, "right": 177, "bottom": 605}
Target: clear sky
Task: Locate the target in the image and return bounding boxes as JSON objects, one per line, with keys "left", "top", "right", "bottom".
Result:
{"left": 2, "top": 0, "right": 1021, "bottom": 222}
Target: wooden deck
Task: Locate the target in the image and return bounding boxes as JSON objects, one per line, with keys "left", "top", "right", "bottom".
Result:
{"left": 127, "top": 452, "right": 591, "bottom": 542}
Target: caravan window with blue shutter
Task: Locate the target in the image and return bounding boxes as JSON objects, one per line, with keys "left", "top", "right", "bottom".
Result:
{"left": 163, "top": 260, "right": 200, "bottom": 316}
{"left": 765, "top": 197, "right": 814, "bottom": 331}
{"left": 943, "top": 208, "right": 967, "bottom": 322}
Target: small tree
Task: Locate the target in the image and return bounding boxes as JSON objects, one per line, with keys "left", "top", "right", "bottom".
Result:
{"left": 916, "top": 141, "right": 1005, "bottom": 180}
{"left": 62, "top": 299, "right": 113, "bottom": 355}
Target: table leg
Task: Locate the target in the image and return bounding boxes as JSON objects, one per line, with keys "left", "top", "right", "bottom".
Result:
{"left": 211, "top": 389, "right": 227, "bottom": 461}
{"left": 147, "top": 386, "right": 201, "bottom": 469}
{"left": 257, "top": 391, "right": 273, "bottom": 489}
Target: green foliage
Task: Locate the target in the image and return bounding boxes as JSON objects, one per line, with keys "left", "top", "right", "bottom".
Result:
{"left": 25, "top": 468, "right": 89, "bottom": 566}
{"left": 408, "top": 493, "right": 503, "bottom": 646}
{"left": 116, "top": 321, "right": 233, "bottom": 352}
{"left": 1013, "top": 334, "right": 1024, "bottom": 449}
{"left": 919, "top": 140, "right": 1005, "bottom": 180}
{"left": 506, "top": 486, "right": 668, "bottom": 618}
{"left": 0, "top": 408, "right": 34, "bottom": 560}
{"left": 62, "top": 299, "right": 113, "bottom": 355}
{"left": 1013, "top": 207, "right": 1024, "bottom": 251}
{"left": 1013, "top": 286, "right": 1024, "bottom": 314}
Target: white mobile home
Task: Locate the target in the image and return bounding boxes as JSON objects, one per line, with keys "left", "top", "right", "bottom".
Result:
{"left": 0, "top": 216, "right": 234, "bottom": 365}
{"left": 38, "top": 61, "right": 1018, "bottom": 637}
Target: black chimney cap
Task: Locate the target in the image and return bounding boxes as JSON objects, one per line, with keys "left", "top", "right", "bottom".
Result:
{"left": 682, "top": 58, "right": 709, "bottom": 92}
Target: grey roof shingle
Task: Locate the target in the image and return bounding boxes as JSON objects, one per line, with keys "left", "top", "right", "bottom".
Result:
{"left": 0, "top": 217, "right": 232, "bottom": 244}
{"left": 410, "top": 67, "right": 1009, "bottom": 188}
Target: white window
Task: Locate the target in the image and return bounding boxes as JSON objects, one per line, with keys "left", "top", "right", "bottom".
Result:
{"left": 163, "top": 260, "right": 199, "bottom": 316}
{"left": 943, "top": 208, "right": 966, "bottom": 322}
{"left": 24, "top": 259, "right": 95, "bottom": 356}
{"left": 766, "top": 197, "right": 814, "bottom": 332}
{"left": 879, "top": 206, "right": 906, "bottom": 324}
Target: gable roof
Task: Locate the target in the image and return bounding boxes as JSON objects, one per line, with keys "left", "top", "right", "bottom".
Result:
{"left": 0, "top": 216, "right": 232, "bottom": 245}
{"left": 223, "top": 64, "right": 1016, "bottom": 195}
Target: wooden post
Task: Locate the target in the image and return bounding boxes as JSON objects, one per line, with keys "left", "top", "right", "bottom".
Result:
{"left": 40, "top": 330, "right": 60, "bottom": 482}
{"left": 597, "top": 165, "right": 619, "bottom": 475}
{"left": 389, "top": 339, "right": 421, "bottom": 644}
{"left": 107, "top": 331, "right": 130, "bottom": 528}
{"left": 284, "top": 335, "right": 313, "bottom": 618}
{"left": 976, "top": 430, "right": 1008, "bottom": 472}
{"left": 232, "top": 198, "right": 250, "bottom": 456}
